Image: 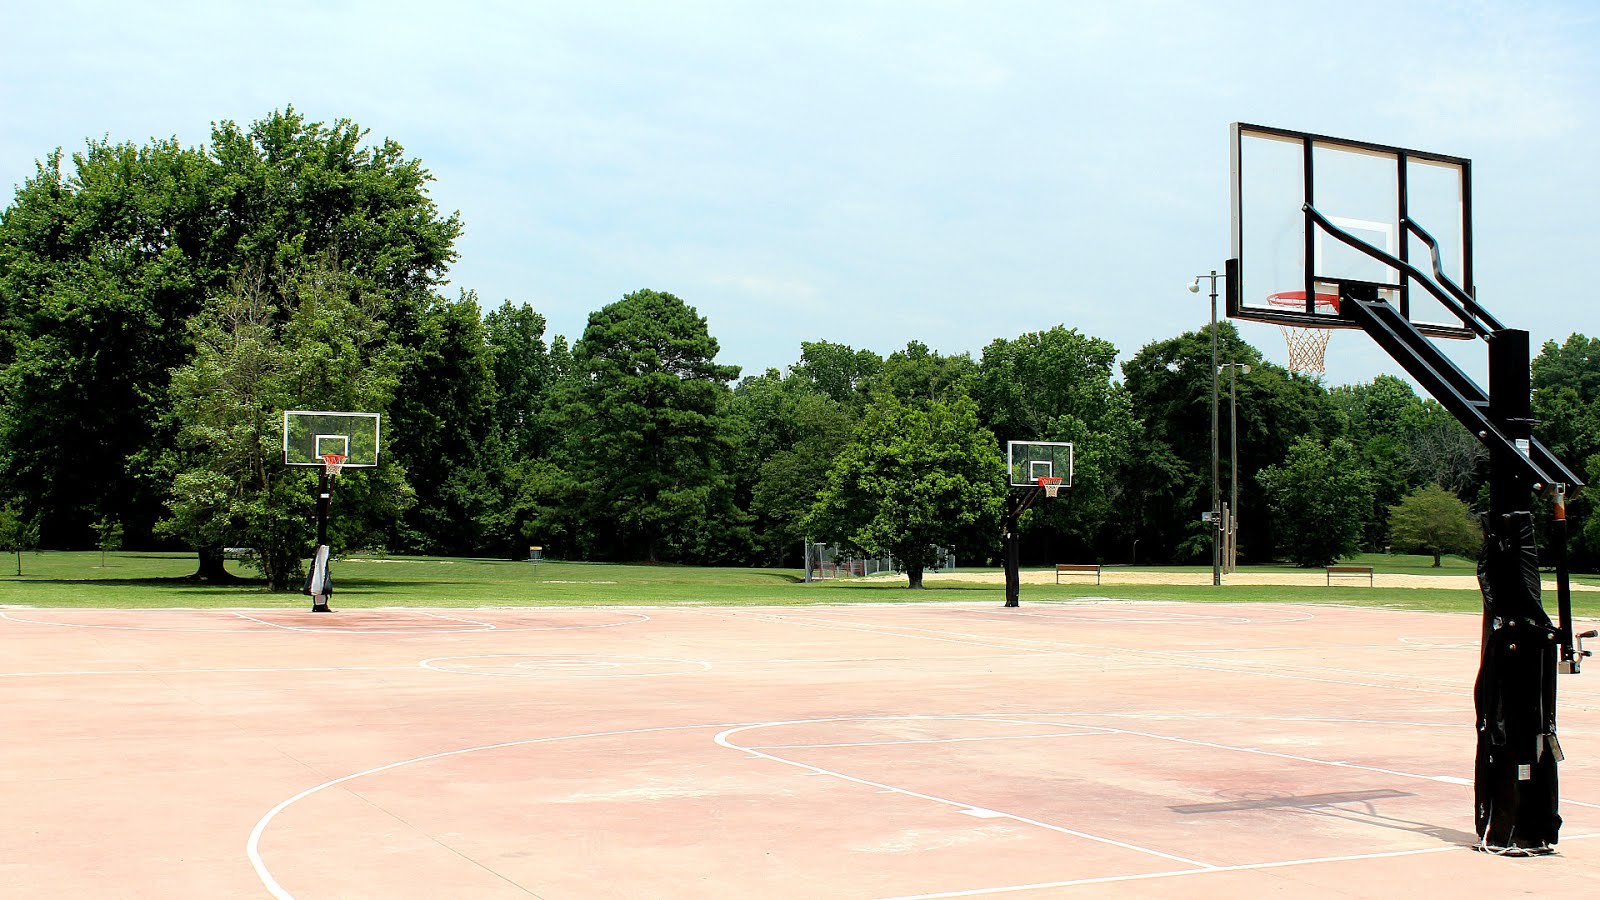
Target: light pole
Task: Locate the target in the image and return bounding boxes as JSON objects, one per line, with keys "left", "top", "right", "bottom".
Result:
{"left": 1219, "top": 362, "right": 1251, "bottom": 572}
{"left": 1190, "top": 271, "right": 1224, "bottom": 586}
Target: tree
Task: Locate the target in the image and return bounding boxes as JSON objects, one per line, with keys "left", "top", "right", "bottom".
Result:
{"left": 1257, "top": 437, "right": 1373, "bottom": 567}
{"left": 0, "top": 140, "right": 217, "bottom": 547}
{"left": 484, "top": 301, "right": 556, "bottom": 461}
{"left": 1533, "top": 334, "right": 1600, "bottom": 569}
{"left": 970, "top": 326, "right": 1138, "bottom": 562}
{"left": 1328, "top": 376, "right": 1454, "bottom": 550}
{"left": 385, "top": 292, "right": 499, "bottom": 556}
{"left": 1388, "top": 484, "right": 1483, "bottom": 566}
{"left": 0, "top": 502, "right": 39, "bottom": 576}
{"left": 807, "top": 394, "right": 1005, "bottom": 588}
{"left": 791, "top": 341, "right": 882, "bottom": 405}
{"left": 1121, "top": 324, "right": 1338, "bottom": 563}
{"left": 0, "top": 107, "right": 461, "bottom": 563}
{"left": 877, "top": 341, "right": 976, "bottom": 405}
{"left": 730, "top": 372, "right": 855, "bottom": 565}
{"left": 556, "top": 289, "right": 741, "bottom": 562}
{"left": 94, "top": 517, "right": 123, "bottom": 568}
{"left": 160, "top": 263, "right": 411, "bottom": 589}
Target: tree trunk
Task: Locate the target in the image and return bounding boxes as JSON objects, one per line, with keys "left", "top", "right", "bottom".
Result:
{"left": 189, "top": 546, "right": 244, "bottom": 583}
{"left": 1433, "top": 551, "right": 1442, "bottom": 568}
{"left": 907, "top": 565, "right": 924, "bottom": 589}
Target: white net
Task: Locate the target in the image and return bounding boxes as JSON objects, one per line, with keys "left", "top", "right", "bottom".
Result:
{"left": 1279, "top": 324, "right": 1331, "bottom": 376}
{"left": 321, "top": 453, "right": 347, "bottom": 476}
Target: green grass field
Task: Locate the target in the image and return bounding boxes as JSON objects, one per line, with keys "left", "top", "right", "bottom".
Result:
{"left": 3, "top": 549, "right": 1599, "bottom": 615}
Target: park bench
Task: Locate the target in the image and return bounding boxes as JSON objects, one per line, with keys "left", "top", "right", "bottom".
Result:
{"left": 1326, "top": 565, "right": 1375, "bottom": 586}
{"left": 1056, "top": 564, "right": 1102, "bottom": 585}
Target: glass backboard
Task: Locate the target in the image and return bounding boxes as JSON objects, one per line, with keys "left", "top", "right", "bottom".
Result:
{"left": 1228, "top": 122, "right": 1475, "bottom": 339}
{"left": 1007, "top": 441, "right": 1073, "bottom": 488}
{"left": 282, "top": 410, "right": 381, "bottom": 467}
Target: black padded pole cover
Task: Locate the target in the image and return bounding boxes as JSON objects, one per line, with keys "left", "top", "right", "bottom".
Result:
{"left": 1003, "top": 496, "right": 1021, "bottom": 608}
{"left": 1474, "top": 510, "right": 1560, "bottom": 850}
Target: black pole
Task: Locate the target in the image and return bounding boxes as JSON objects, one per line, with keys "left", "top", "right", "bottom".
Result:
{"left": 316, "top": 467, "right": 330, "bottom": 546}
{"left": 1474, "top": 327, "right": 1560, "bottom": 853}
{"left": 308, "top": 467, "right": 334, "bottom": 613}
{"left": 1209, "top": 275, "right": 1222, "bottom": 586}
{"left": 1553, "top": 485, "right": 1575, "bottom": 668}
{"left": 1003, "top": 492, "right": 1022, "bottom": 608}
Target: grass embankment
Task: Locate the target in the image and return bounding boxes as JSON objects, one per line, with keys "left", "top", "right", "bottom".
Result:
{"left": 4, "top": 550, "right": 1599, "bottom": 615}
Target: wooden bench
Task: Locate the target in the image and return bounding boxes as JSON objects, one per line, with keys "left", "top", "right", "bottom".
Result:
{"left": 1056, "top": 564, "right": 1102, "bottom": 585}
{"left": 1326, "top": 565, "right": 1374, "bottom": 586}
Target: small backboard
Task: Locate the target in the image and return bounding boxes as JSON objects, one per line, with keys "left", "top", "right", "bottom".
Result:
{"left": 283, "top": 410, "right": 381, "bottom": 468}
{"left": 1228, "top": 122, "right": 1475, "bottom": 339}
{"left": 1007, "top": 441, "right": 1073, "bottom": 488}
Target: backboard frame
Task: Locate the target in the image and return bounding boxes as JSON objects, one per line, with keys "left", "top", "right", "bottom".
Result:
{"left": 1227, "top": 122, "right": 1477, "bottom": 340}
{"left": 1007, "top": 441, "right": 1074, "bottom": 489}
{"left": 282, "top": 410, "right": 381, "bottom": 468}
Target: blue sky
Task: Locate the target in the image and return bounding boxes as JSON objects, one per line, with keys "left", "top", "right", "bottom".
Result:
{"left": 3, "top": 1, "right": 1596, "bottom": 390}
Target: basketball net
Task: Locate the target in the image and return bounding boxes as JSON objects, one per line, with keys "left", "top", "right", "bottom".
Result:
{"left": 320, "top": 453, "right": 348, "bottom": 476}
{"left": 1278, "top": 324, "right": 1330, "bottom": 376}
{"left": 1264, "top": 291, "right": 1336, "bottom": 377}
{"left": 1037, "top": 476, "right": 1064, "bottom": 499}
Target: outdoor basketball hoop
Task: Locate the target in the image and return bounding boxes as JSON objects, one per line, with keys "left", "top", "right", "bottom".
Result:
{"left": 1266, "top": 291, "right": 1339, "bottom": 375}
{"left": 320, "top": 453, "right": 348, "bottom": 476}
{"left": 1037, "top": 476, "right": 1064, "bottom": 498}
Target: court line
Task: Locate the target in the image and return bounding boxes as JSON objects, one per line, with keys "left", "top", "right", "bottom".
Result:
{"left": 749, "top": 730, "right": 1116, "bottom": 750}
{"left": 715, "top": 718, "right": 1218, "bottom": 869}
{"left": 877, "top": 831, "right": 1600, "bottom": 899}
{"left": 0, "top": 664, "right": 415, "bottom": 678}
{"left": 978, "top": 716, "right": 1474, "bottom": 785}
{"left": 247, "top": 721, "right": 750, "bottom": 900}
{"left": 874, "top": 844, "right": 1461, "bottom": 899}
{"left": 248, "top": 707, "right": 1600, "bottom": 898}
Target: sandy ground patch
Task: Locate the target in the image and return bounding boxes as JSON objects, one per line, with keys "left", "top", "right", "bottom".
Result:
{"left": 921, "top": 568, "right": 1600, "bottom": 591}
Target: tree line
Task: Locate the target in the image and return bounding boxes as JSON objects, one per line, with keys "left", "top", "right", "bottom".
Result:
{"left": 3, "top": 109, "right": 1598, "bottom": 586}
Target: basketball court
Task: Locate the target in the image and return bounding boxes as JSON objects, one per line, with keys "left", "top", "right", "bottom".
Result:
{"left": 7, "top": 600, "right": 1600, "bottom": 898}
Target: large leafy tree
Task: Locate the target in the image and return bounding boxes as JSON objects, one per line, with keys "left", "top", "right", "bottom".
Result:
{"left": 0, "top": 140, "right": 217, "bottom": 546}
{"left": 385, "top": 292, "right": 499, "bottom": 556}
{"left": 1257, "top": 437, "right": 1373, "bottom": 567}
{"left": 877, "top": 341, "right": 976, "bottom": 405}
{"left": 479, "top": 302, "right": 560, "bottom": 558}
{"left": 728, "top": 368, "right": 856, "bottom": 565}
{"left": 1388, "top": 483, "right": 1482, "bottom": 566}
{"left": 1328, "top": 376, "right": 1456, "bottom": 549}
{"left": 970, "top": 326, "right": 1138, "bottom": 563}
{"left": 790, "top": 341, "right": 883, "bottom": 406}
{"left": 0, "top": 107, "right": 462, "bottom": 560}
{"left": 556, "top": 289, "right": 741, "bottom": 562}
{"left": 161, "top": 263, "right": 411, "bottom": 589}
{"left": 807, "top": 393, "right": 1004, "bottom": 588}
{"left": 1121, "top": 324, "right": 1337, "bottom": 563}
{"left": 484, "top": 301, "right": 556, "bottom": 461}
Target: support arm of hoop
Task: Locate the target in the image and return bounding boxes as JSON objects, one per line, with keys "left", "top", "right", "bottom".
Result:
{"left": 1403, "top": 217, "right": 1504, "bottom": 332}
{"left": 1341, "top": 291, "right": 1582, "bottom": 490}
{"left": 1304, "top": 205, "right": 1490, "bottom": 338}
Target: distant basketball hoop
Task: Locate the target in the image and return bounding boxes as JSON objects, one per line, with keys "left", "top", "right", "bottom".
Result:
{"left": 1266, "top": 291, "right": 1339, "bottom": 375}
{"left": 1037, "top": 476, "right": 1064, "bottom": 498}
